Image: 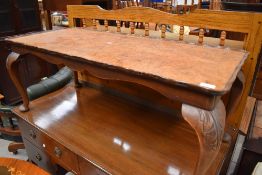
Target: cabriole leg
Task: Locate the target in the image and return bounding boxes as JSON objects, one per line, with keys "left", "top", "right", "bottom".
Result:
{"left": 6, "top": 52, "right": 29, "bottom": 112}
{"left": 182, "top": 99, "right": 226, "bottom": 175}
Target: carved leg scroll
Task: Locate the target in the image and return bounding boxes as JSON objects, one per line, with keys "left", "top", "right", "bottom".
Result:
{"left": 6, "top": 52, "right": 29, "bottom": 112}
{"left": 182, "top": 99, "right": 226, "bottom": 175}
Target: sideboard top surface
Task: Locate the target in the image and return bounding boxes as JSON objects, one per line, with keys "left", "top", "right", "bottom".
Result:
{"left": 13, "top": 84, "right": 198, "bottom": 175}
{"left": 7, "top": 28, "right": 247, "bottom": 94}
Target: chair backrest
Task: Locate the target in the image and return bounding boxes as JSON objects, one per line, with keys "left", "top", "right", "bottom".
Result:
{"left": 67, "top": 5, "right": 262, "bottom": 127}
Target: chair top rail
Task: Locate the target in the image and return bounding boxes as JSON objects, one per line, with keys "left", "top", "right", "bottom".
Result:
{"left": 67, "top": 5, "right": 260, "bottom": 34}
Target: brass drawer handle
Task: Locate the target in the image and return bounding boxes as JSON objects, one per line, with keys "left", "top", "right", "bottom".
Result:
{"left": 54, "top": 147, "right": 62, "bottom": 158}
{"left": 29, "top": 130, "right": 36, "bottom": 139}
{"left": 35, "top": 153, "right": 42, "bottom": 161}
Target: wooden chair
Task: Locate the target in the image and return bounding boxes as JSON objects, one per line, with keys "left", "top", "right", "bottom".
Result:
{"left": 67, "top": 5, "right": 262, "bottom": 174}
{"left": 0, "top": 94, "right": 24, "bottom": 154}
{"left": 115, "top": 0, "right": 143, "bottom": 28}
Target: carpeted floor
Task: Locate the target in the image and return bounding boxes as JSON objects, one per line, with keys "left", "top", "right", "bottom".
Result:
{"left": 0, "top": 138, "right": 28, "bottom": 160}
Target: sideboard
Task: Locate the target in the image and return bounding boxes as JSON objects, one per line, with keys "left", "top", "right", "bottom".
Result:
{"left": 6, "top": 27, "right": 246, "bottom": 175}
{"left": 6, "top": 6, "right": 262, "bottom": 175}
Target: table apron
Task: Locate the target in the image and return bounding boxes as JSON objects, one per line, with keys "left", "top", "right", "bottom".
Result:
{"left": 10, "top": 46, "right": 220, "bottom": 111}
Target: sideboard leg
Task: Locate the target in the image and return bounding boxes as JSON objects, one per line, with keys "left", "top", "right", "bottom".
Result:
{"left": 182, "top": 99, "right": 226, "bottom": 175}
{"left": 6, "top": 52, "right": 29, "bottom": 112}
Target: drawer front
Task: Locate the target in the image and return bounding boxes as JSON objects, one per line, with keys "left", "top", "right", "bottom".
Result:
{"left": 18, "top": 118, "right": 43, "bottom": 147}
{"left": 43, "top": 136, "right": 79, "bottom": 174}
{"left": 23, "top": 138, "right": 56, "bottom": 175}
{"left": 19, "top": 118, "right": 79, "bottom": 174}
{"left": 79, "top": 157, "right": 108, "bottom": 175}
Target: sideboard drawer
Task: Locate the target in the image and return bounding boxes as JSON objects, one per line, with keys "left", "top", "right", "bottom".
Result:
{"left": 43, "top": 136, "right": 79, "bottom": 174}
{"left": 79, "top": 157, "right": 108, "bottom": 175}
{"left": 19, "top": 118, "right": 79, "bottom": 174}
{"left": 18, "top": 118, "right": 43, "bottom": 147}
{"left": 23, "top": 138, "right": 56, "bottom": 175}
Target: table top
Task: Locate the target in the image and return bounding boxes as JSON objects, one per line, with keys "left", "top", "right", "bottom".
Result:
{"left": 0, "top": 158, "right": 49, "bottom": 175}
{"left": 7, "top": 28, "right": 248, "bottom": 94}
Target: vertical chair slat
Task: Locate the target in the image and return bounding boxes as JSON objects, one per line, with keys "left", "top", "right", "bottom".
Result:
{"left": 93, "top": 19, "right": 97, "bottom": 29}
{"left": 104, "top": 19, "right": 109, "bottom": 31}
{"left": 130, "top": 22, "right": 135, "bottom": 34}
{"left": 179, "top": 26, "right": 184, "bottom": 41}
{"left": 198, "top": 28, "right": 204, "bottom": 44}
{"left": 117, "top": 20, "right": 121, "bottom": 32}
{"left": 219, "top": 31, "right": 226, "bottom": 46}
{"left": 82, "top": 19, "right": 86, "bottom": 27}
{"left": 145, "top": 23, "right": 149, "bottom": 36}
{"left": 161, "top": 25, "right": 166, "bottom": 38}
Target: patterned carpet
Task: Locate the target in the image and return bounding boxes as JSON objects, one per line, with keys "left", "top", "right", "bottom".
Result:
{"left": 0, "top": 138, "right": 27, "bottom": 160}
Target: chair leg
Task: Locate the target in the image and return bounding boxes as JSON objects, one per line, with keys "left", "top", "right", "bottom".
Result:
{"left": 8, "top": 142, "right": 25, "bottom": 154}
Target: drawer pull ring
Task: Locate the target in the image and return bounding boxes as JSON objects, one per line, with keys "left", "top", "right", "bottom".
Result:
{"left": 35, "top": 153, "right": 42, "bottom": 161}
{"left": 29, "top": 130, "right": 36, "bottom": 139}
{"left": 54, "top": 147, "right": 62, "bottom": 158}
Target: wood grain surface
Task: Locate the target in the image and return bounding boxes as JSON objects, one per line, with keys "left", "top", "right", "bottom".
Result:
{"left": 13, "top": 84, "right": 199, "bottom": 175}
{"left": 7, "top": 28, "right": 247, "bottom": 93}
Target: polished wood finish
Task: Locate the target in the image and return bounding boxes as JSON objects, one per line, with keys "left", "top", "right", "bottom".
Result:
{"left": 14, "top": 84, "right": 199, "bottom": 175}
{"left": 0, "top": 158, "right": 50, "bottom": 175}
{"left": 78, "top": 157, "right": 107, "bottom": 175}
{"left": 13, "top": 85, "right": 243, "bottom": 175}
